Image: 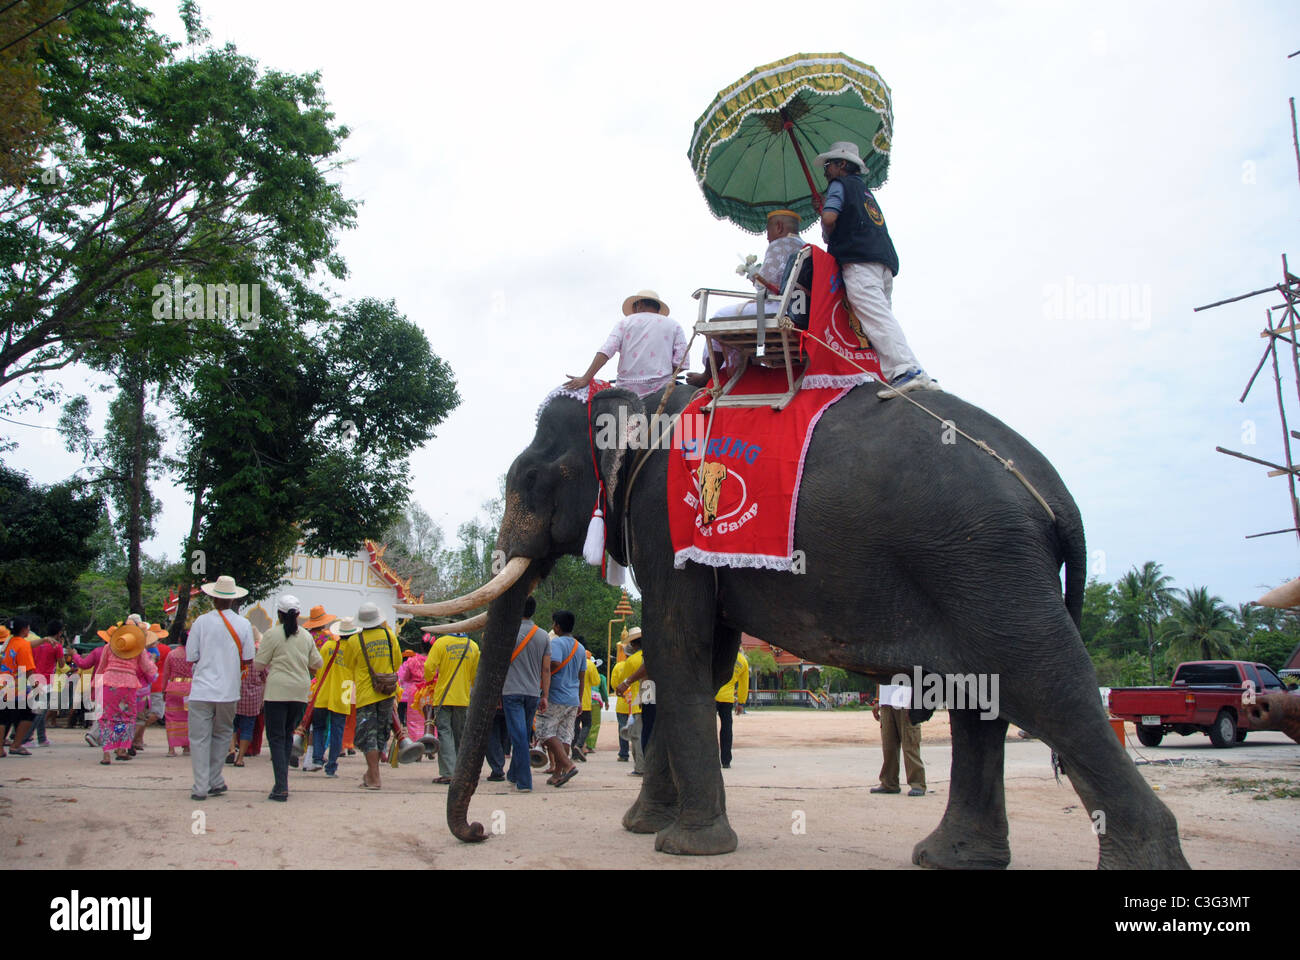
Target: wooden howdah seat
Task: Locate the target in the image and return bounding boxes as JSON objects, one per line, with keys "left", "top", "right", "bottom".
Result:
{"left": 690, "top": 247, "right": 812, "bottom": 411}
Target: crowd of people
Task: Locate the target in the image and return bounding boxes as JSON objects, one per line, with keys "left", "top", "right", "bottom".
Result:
{"left": 0, "top": 576, "right": 750, "bottom": 800}
{"left": 2, "top": 581, "right": 924, "bottom": 811}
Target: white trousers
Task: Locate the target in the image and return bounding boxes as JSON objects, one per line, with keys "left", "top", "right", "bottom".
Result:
{"left": 840, "top": 262, "right": 920, "bottom": 381}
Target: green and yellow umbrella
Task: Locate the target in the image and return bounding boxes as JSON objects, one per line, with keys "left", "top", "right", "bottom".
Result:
{"left": 688, "top": 52, "right": 894, "bottom": 235}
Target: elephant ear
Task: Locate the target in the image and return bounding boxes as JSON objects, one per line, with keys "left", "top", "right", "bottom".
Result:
{"left": 588, "top": 388, "right": 645, "bottom": 509}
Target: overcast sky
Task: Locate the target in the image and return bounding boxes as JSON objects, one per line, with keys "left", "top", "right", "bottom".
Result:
{"left": 8, "top": 0, "right": 1300, "bottom": 608}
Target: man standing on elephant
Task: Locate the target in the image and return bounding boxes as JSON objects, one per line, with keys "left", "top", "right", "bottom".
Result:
{"left": 871, "top": 681, "right": 926, "bottom": 797}
{"left": 536, "top": 610, "right": 584, "bottom": 787}
{"left": 564, "top": 290, "right": 687, "bottom": 397}
{"left": 818, "top": 140, "right": 939, "bottom": 400}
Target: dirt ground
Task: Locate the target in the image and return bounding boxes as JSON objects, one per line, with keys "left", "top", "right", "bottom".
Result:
{"left": 2, "top": 710, "right": 1297, "bottom": 870}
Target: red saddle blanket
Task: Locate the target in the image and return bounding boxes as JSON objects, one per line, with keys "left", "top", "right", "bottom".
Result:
{"left": 667, "top": 247, "right": 884, "bottom": 571}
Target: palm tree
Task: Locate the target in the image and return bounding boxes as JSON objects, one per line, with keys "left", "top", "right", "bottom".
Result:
{"left": 1162, "top": 587, "right": 1237, "bottom": 663}
{"left": 1118, "top": 561, "right": 1177, "bottom": 683}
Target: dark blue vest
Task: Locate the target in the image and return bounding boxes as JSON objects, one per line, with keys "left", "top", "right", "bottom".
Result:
{"left": 827, "top": 174, "right": 899, "bottom": 277}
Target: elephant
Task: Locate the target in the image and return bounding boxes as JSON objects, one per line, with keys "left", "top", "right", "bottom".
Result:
{"left": 406, "top": 381, "right": 1190, "bottom": 870}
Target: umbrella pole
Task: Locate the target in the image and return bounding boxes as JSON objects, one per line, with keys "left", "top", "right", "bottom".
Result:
{"left": 782, "top": 117, "right": 824, "bottom": 213}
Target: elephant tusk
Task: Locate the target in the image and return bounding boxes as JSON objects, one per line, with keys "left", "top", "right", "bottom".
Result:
{"left": 410, "top": 612, "right": 489, "bottom": 634}
{"left": 392, "top": 556, "right": 531, "bottom": 617}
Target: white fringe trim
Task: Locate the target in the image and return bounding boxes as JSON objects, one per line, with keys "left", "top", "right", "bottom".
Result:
{"left": 800, "top": 373, "right": 878, "bottom": 390}
{"left": 605, "top": 556, "right": 626, "bottom": 585}
{"left": 535, "top": 383, "right": 600, "bottom": 422}
{"left": 673, "top": 546, "right": 795, "bottom": 572}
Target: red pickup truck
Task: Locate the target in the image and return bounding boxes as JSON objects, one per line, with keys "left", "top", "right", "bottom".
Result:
{"left": 1108, "top": 660, "right": 1293, "bottom": 748}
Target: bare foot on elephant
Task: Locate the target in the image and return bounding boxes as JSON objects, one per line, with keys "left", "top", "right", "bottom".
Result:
{"left": 654, "top": 815, "right": 738, "bottom": 856}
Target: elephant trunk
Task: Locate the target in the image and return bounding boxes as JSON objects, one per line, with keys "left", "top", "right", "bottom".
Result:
{"left": 447, "top": 563, "right": 538, "bottom": 843}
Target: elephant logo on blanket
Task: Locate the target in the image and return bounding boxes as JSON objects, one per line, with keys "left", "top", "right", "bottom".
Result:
{"left": 697, "top": 461, "right": 728, "bottom": 525}
{"left": 845, "top": 303, "right": 872, "bottom": 350}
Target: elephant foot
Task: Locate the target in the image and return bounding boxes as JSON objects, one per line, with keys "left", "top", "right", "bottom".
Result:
{"left": 654, "top": 815, "right": 738, "bottom": 856}
{"left": 622, "top": 797, "right": 677, "bottom": 834}
{"left": 1097, "top": 825, "right": 1189, "bottom": 870}
{"left": 912, "top": 823, "right": 1010, "bottom": 870}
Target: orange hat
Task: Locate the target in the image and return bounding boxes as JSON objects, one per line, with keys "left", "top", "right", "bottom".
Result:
{"left": 108, "top": 622, "right": 150, "bottom": 660}
{"left": 401, "top": 649, "right": 417, "bottom": 659}
{"left": 303, "top": 605, "right": 338, "bottom": 630}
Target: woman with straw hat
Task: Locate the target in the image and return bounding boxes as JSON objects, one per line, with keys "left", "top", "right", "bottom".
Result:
{"left": 71, "top": 623, "right": 158, "bottom": 764}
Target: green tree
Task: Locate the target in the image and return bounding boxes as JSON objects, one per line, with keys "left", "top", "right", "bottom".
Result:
{"left": 819, "top": 665, "right": 850, "bottom": 692}
{"left": 57, "top": 370, "right": 167, "bottom": 615}
{"left": 1162, "top": 586, "right": 1237, "bottom": 663}
{"left": 167, "top": 297, "right": 459, "bottom": 630}
{"left": 0, "top": 0, "right": 67, "bottom": 188}
{"left": 0, "top": 0, "right": 356, "bottom": 409}
{"left": 1118, "top": 561, "right": 1177, "bottom": 683}
{"left": 0, "top": 464, "right": 102, "bottom": 622}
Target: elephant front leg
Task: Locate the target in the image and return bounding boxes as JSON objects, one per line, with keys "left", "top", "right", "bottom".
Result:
{"left": 622, "top": 723, "right": 678, "bottom": 834}
{"left": 912, "top": 709, "right": 1011, "bottom": 869}
{"left": 653, "top": 696, "right": 738, "bottom": 856}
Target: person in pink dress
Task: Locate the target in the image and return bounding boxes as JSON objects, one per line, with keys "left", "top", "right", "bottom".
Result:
{"left": 398, "top": 648, "right": 427, "bottom": 742}
{"left": 72, "top": 623, "right": 158, "bottom": 764}
{"left": 160, "top": 630, "right": 194, "bottom": 756}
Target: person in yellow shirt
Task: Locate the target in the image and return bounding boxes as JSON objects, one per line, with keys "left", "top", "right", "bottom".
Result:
{"left": 423, "top": 630, "right": 480, "bottom": 785}
{"left": 620, "top": 630, "right": 645, "bottom": 775}
{"left": 304, "top": 617, "right": 352, "bottom": 776}
{"left": 571, "top": 648, "right": 601, "bottom": 762}
{"left": 611, "top": 654, "right": 631, "bottom": 762}
{"left": 716, "top": 649, "right": 750, "bottom": 769}
{"left": 340, "top": 604, "right": 403, "bottom": 791}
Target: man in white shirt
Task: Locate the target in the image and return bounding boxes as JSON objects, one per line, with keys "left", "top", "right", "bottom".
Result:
{"left": 186, "top": 575, "right": 255, "bottom": 801}
{"left": 565, "top": 289, "right": 688, "bottom": 398}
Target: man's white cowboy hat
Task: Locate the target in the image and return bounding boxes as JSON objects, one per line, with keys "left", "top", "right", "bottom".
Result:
{"left": 331, "top": 616, "right": 362, "bottom": 637}
{"left": 276, "top": 594, "right": 301, "bottom": 614}
{"left": 356, "top": 602, "right": 384, "bottom": 628}
{"left": 625, "top": 626, "right": 642, "bottom": 642}
{"left": 815, "top": 140, "right": 866, "bottom": 171}
{"left": 621, "top": 289, "right": 670, "bottom": 317}
{"left": 200, "top": 575, "right": 248, "bottom": 600}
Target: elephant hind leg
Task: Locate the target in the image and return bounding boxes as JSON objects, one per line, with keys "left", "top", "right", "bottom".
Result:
{"left": 912, "top": 709, "right": 1011, "bottom": 870}
{"left": 1002, "top": 644, "right": 1188, "bottom": 869}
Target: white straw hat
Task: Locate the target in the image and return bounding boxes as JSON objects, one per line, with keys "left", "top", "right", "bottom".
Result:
{"left": 356, "top": 602, "right": 384, "bottom": 628}
{"left": 331, "top": 616, "right": 362, "bottom": 637}
{"left": 621, "top": 289, "right": 670, "bottom": 317}
{"left": 200, "top": 575, "right": 249, "bottom": 599}
{"left": 814, "top": 140, "right": 866, "bottom": 171}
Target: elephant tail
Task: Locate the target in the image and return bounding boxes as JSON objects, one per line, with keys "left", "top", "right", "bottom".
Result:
{"left": 1056, "top": 511, "right": 1086, "bottom": 629}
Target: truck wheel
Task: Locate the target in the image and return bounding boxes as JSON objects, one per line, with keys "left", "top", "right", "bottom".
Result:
{"left": 1208, "top": 709, "right": 1236, "bottom": 748}
{"left": 1235, "top": 729, "right": 1247, "bottom": 743}
{"left": 1136, "top": 724, "right": 1164, "bottom": 747}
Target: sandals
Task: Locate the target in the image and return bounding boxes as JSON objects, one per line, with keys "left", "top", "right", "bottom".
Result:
{"left": 431, "top": 776, "right": 452, "bottom": 785}
{"left": 99, "top": 758, "right": 111, "bottom": 765}
{"left": 359, "top": 780, "right": 381, "bottom": 791}
{"left": 553, "top": 766, "right": 579, "bottom": 787}
{"left": 233, "top": 760, "right": 245, "bottom": 767}
{"left": 9, "top": 746, "right": 32, "bottom": 756}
